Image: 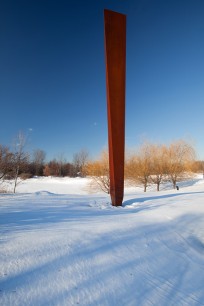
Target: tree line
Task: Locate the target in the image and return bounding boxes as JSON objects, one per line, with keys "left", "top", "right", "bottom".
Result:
{"left": 85, "top": 140, "right": 202, "bottom": 193}
{"left": 1, "top": 134, "right": 203, "bottom": 193}
{"left": 0, "top": 132, "right": 89, "bottom": 192}
{"left": 125, "top": 140, "right": 196, "bottom": 192}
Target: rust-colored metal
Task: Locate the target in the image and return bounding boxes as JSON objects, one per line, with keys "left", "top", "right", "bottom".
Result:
{"left": 104, "top": 9, "right": 126, "bottom": 206}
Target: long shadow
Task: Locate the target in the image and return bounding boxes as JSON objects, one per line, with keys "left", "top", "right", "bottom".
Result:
{"left": 0, "top": 193, "right": 114, "bottom": 235}
{"left": 1, "top": 213, "right": 204, "bottom": 305}
{"left": 123, "top": 191, "right": 204, "bottom": 207}
{"left": 1, "top": 191, "right": 204, "bottom": 236}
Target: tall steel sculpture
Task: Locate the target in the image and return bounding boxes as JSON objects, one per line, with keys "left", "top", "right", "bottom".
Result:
{"left": 104, "top": 9, "right": 126, "bottom": 206}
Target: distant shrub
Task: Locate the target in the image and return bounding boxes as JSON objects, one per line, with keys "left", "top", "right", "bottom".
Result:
{"left": 19, "top": 172, "right": 32, "bottom": 180}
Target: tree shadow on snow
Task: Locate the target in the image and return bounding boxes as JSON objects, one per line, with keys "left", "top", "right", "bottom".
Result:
{"left": 123, "top": 191, "right": 204, "bottom": 208}
{"left": 0, "top": 213, "right": 204, "bottom": 305}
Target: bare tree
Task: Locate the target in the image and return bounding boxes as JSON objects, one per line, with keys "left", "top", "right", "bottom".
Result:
{"left": 85, "top": 150, "right": 110, "bottom": 194}
{"left": 73, "top": 149, "right": 89, "bottom": 177}
{"left": 0, "top": 145, "right": 13, "bottom": 181}
{"left": 33, "top": 149, "right": 46, "bottom": 176}
{"left": 12, "top": 132, "right": 29, "bottom": 193}
{"left": 56, "top": 153, "right": 67, "bottom": 177}
{"left": 166, "top": 140, "right": 196, "bottom": 189}
{"left": 126, "top": 142, "right": 152, "bottom": 192}
{"left": 150, "top": 144, "right": 168, "bottom": 191}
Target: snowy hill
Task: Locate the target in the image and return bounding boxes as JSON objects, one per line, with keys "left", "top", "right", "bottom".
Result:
{"left": 0, "top": 176, "right": 204, "bottom": 305}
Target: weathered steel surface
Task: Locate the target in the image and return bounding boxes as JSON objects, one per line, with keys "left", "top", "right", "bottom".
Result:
{"left": 104, "top": 9, "right": 126, "bottom": 206}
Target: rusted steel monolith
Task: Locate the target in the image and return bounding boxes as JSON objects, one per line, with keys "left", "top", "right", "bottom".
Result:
{"left": 104, "top": 9, "right": 126, "bottom": 206}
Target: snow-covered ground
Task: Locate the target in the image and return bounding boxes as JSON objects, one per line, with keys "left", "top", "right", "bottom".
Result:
{"left": 1, "top": 176, "right": 204, "bottom": 306}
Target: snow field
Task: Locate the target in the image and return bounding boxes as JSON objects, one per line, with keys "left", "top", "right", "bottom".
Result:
{"left": 0, "top": 176, "right": 204, "bottom": 305}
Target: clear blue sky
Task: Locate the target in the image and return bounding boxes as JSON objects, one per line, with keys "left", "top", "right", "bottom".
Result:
{"left": 1, "top": 0, "right": 204, "bottom": 161}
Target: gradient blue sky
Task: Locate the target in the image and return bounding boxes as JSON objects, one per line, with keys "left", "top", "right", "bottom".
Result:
{"left": 1, "top": 0, "right": 204, "bottom": 161}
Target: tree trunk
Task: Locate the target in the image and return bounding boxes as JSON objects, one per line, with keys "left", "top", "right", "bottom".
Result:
{"left": 14, "top": 166, "right": 19, "bottom": 193}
